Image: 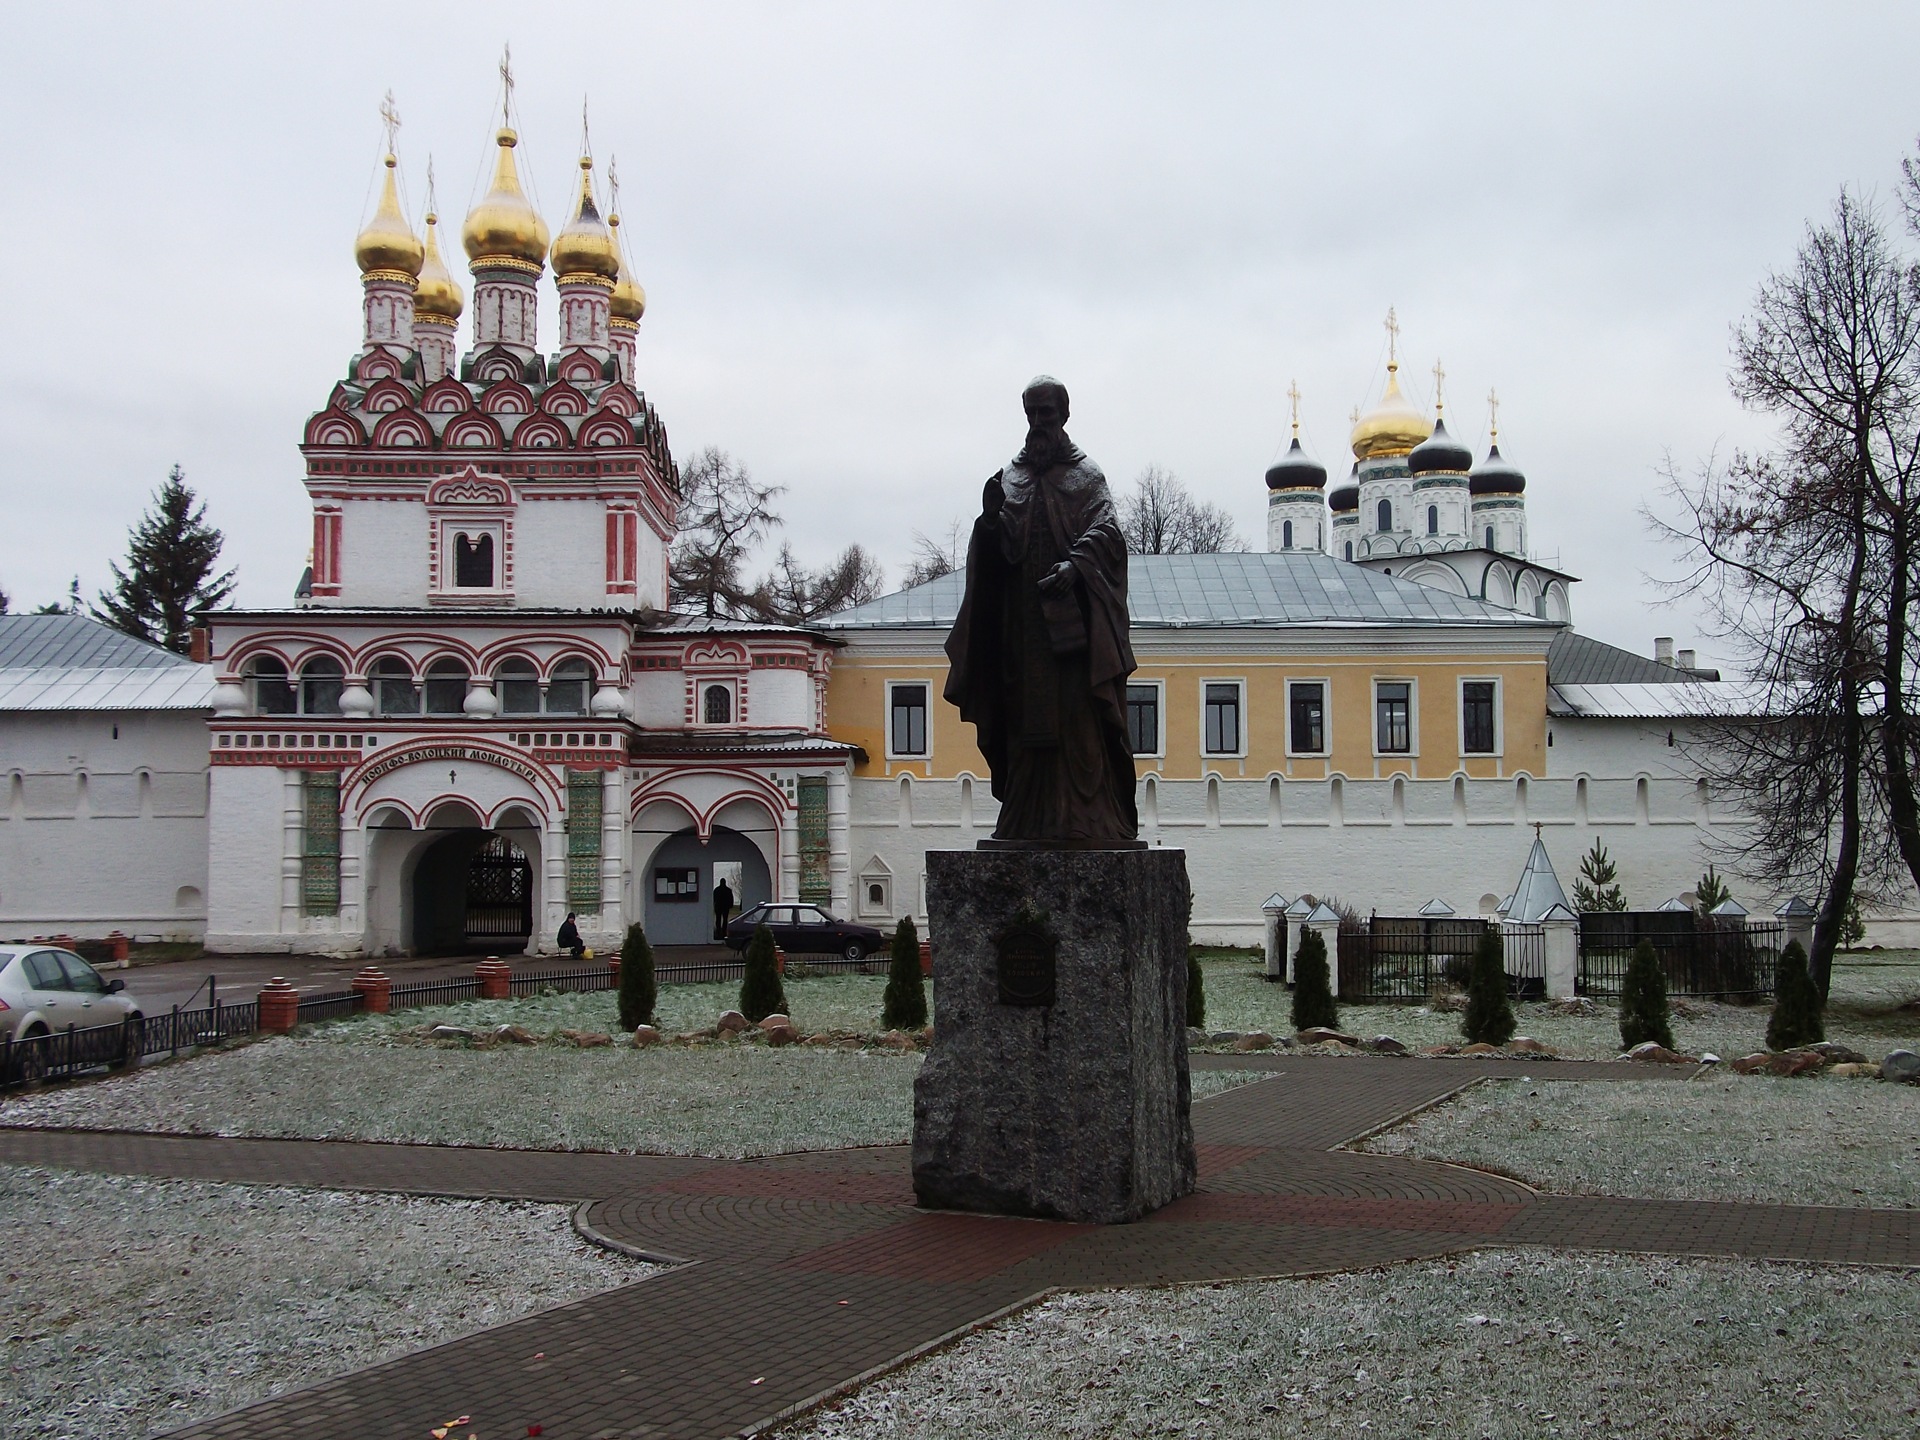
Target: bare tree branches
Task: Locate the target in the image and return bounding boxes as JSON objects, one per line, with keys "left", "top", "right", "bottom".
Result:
{"left": 903, "top": 520, "right": 965, "bottom": 587}
{"left": 739, "top": 542, "right": 886, "bottom": 625}
{"left": 1650, "top": 172, "right": 1920, "bottom": 995}
{"left": 668, "top": 448, "right": 784, "bottom": 618}
{"left": 1118, "top": 465, "right": 1247, "bottom": 555}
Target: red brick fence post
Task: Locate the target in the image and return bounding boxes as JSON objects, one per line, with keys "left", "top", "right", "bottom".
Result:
{"left": 475, "top": 956, "right": 512, "bottom": 1000}
{"left": 257, "top": 978, "right": 300, "bottom": 1034}
{"left": 351, "top": 967, "right": 392, "bottom": 1014}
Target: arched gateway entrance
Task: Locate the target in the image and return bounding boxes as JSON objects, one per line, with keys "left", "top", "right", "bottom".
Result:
{"left": 411, "top": 831, "right": 534, "bottom": 953}
{"left": 363, "top": 800, "right": 545, "bottom": 956}
{"left": 643, "top": 826, "right": 771, "bottom": 945}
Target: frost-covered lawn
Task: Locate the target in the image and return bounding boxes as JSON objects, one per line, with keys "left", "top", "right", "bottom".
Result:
{"left": 779, "top": 1249, "right": 1920, "bottom": 1440}
{"left": 1192, "top": 950, "right": 1920, "bottom": 1061}
{"left": 0, "top": 1164, "right": 648, "bottom": 1440}
{"left": 0, "top": 1012, "right": 1255, "bottom": 1155}
{"left": 333, "top": 971, "right": 926, "bottom": 1043}
{"left": 1358, "top": 1073, "right": 1920, "bottom": 1207}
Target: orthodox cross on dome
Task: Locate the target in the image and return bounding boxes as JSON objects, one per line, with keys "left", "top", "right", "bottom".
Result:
{"left": 580, "top": 98, "right": 593, "bottom": 160}
{"left": 498, "top": 45, "right": 516, "bottom": 126}
{"left": 425, "top": 157, "right": 438, "bottom": 217}
{"left": 1487, "top": 387, "right": 1501, "bottom": 443}
{"left": 1384, "top": 307, "right": 1400, "bottom": 369}
{"left": 379, "top": 90, "right": 401, "bottom": 154}
{"left": 1287, "top": 379, "right": 1302, "bottom": 439}
{"left": 607, "top": 157, "right": 622, "bottom": 218}
{"left": 1432, "top": 359, "right": 1447, "bottom": 416}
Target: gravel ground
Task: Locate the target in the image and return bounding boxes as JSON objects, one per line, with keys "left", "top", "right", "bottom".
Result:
{"left": 0, "top": 1031, "right": 1255, "bottom": 1155}
{"left": 0, "top": 1164, "right": 650, "bottom": 1440}
{"left": 1358, "top": 1073, "right": 1920, "bottom": 1207}
{"left": 1193, "top": 951, "right": 1920, "bottom": 1061}
{"left": 778, "top": 1249, "right": 1920, "bottom": 1440}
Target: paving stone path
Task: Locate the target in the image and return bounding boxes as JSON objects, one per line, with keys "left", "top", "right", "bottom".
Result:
{"left": 4, "top": 1055, "right": 1915, "bottom": 1439}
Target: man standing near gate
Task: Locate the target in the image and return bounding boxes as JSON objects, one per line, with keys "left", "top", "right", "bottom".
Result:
{"left": 712, "top": 876, "right": 736, "bottom": 942}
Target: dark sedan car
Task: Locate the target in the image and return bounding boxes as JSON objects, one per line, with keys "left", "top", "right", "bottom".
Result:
{"left": 724, "top": 903, "right": 885, "bottom": 962}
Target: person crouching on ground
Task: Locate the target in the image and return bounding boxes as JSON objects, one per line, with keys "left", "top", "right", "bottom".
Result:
{"left": 557, "top": 911, "right": 585, "bottom": 958}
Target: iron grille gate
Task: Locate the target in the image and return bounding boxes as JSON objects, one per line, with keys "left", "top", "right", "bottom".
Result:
{"left": 1336, "top": 916, "right": 1490, "bottom": 1001}
{"left": 1578, "top": 911, "right": 1782, "bottom": 1000}
{"left": 466, "top": 835, "right": 533, "bottom": 942}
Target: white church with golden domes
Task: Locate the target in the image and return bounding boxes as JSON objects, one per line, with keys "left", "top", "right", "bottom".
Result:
{"left": 6, "top": 94, "right": 1888, "bottom": 957}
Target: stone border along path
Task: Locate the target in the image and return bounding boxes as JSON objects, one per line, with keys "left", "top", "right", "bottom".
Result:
{"left": 3, "top": 1055, "right": 1916, "bottom": 1440}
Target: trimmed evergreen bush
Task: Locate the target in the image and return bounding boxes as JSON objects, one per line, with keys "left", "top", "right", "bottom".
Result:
{"left": 1618, "top": 939, "right": 1675, "bottom": 1051}
{"left": 739, "top": 922, "right": 787, "bottom": 1023}
{"left": 1693, "top": 865, "right": 1731, "bottom": 914}
{"left": 1290, "top": 928, "right": 1338, "bottom": 1032}
{"left": 1186, "top": 951, "right": 1206, "bottom": 1029}
{"left": 1462, "top": 928, "right": 1517, "bottom": 1046}
{"left": 883, "top": 915, "right": 928, "bottom": 1031}
{"left": 1766, "top": 939, "right": 1825, "bottom": 1050}
{"left": 616, "top": 922, "right": 657, "bottom": 1031}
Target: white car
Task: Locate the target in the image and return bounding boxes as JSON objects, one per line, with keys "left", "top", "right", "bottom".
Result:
{"left": 0, "top": 945, "right": 145, "bottom": 1082}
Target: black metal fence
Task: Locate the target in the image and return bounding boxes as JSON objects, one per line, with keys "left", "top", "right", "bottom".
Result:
{"left": 1502, "top": 923, "right": 1547, "bottom": 1001}
{"left": 387, "top": 977, "right": 482, "bottom": 1009}
{"left": 508, "top": 963, "right": 615, "bottom": 997}
{"left": 1578, "top": 912, "right": 1782, "bottom": 1000}
{"left": 295, "top": 990, "right": 364, "bottom": 1023}
{"left": 1336, "top": 916, "right": 1491, "bottom": 1001}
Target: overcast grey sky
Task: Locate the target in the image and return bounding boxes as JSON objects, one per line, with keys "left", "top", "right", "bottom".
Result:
{"left": 3, "top": 1, "right": 1917, "bottom": 665}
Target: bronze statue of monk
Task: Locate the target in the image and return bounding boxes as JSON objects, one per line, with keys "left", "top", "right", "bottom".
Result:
{"left": 944, "top": 377, "right": 1142, "bottom": 848}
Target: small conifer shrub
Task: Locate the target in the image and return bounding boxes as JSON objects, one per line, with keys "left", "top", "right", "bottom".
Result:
{"left": 883, "top": 915, "right": 929, "bottom": 1031}
{"left": 1462, "top": 928, "right": 1517, "bottom": 1046}
{"left": 1186, "top": 951, "right": 1206, "bottom": 1029}
{"left": 1290, "top": 928, "right": 1338, "bottom": 1032}
{"left": 739, "top": 922, "right": 787, "bottom": 1023}
{"left": 616, "top": 922, "right": 657, "bottom": 1031}
{"left": 1571, "top": 839, "right": 1628, "bottom": 912}
{"left": 1618, "top": 939, "right": 1675, "bottom": 1051}
{"left": 1766, "top": 939, "right": 1825, "bottom": 1050}
{"left": 1692, "top": 865, "right": 1731, "bottom": 915}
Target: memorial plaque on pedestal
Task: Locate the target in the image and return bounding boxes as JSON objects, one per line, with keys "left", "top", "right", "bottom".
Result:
{"left": 912, "top": 847, "right": 1196, "bottom": 1224}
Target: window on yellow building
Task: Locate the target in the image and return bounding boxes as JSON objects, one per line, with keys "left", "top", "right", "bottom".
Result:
{"left": 1462, "top": 681, "right": 1497, "bottom": 753}
{"left": 1288, "top": 682, "right": 1325, "bottom": 754}
{"left": 889, "top": 682, "right": 929, "bottom": 757}
{"left": 1375, "top": 682, "right": 1412, "bottom": 754}
{"left": 1126, "top": 684, "right": 1160, "bottom": 756}
{"left": 1204, "top": 682, "right": 1241, "bottom": 755}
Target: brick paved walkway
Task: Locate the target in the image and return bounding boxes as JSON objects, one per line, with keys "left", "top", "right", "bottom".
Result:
{"left": 3, "top": 1055, "right": 1912, "bottom": 1440}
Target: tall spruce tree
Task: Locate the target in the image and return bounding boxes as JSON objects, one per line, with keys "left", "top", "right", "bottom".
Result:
{"left": 95, "top": 466, "right": 236, "bottom": 654}
{"left": 1462, "top": 928, "right": 1517, "bottom": 1046}
{"left": 1290, "top": 928, "right": 1338, "bottom": 1032}
{"left": 882, "top": 915, "right": 928, "bottom": 1031}
{"left": 739, "top": 922, "right": 787, "bottom": 1023}
{"left": 617, "top": 922, "right": 658, "bottom": 1030}
{"left": 1766, "top": 940, "right": 1826, "bottom": 1050}
{"left": 1571, "top": 840, "right": 1628, "bottom": 912}
{"left": 1618, "top": 939, "right": 1676, "bottom": 1051}
{"left": 1692, "top": 866, "right": 1732, "bottom": 915}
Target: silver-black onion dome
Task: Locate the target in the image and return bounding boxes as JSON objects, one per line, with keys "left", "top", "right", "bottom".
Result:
{"left": 1469, "top": 444, "right": 1526, "bottom": 496}
{"left": 1329, "top": 466, "right": 1360, "bottom": 513}
{"left": 1264, "top": 437, "right": 1328, "bottom": 490}
{"left": 1408, "top": 416, "right": 1472, "bottom": 475}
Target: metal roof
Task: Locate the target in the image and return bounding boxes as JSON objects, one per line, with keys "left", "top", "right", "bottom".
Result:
{"left": 1548, "top": 681, "right": 1769, "bottom": 719}
{"left": 0, "top": 613, "right": 192, "bottom": 670}
{"left": 1504, "top": 836, "right": 1573, "bottom": 923}
{"left": 0, "top": 665, "right": 216, "bottom": 711}
{"left": 823, "top": 552, "right": 1557, "bottom": 631}
{"left": 1547, "top": 630, "right": 1718, "bottom": 685}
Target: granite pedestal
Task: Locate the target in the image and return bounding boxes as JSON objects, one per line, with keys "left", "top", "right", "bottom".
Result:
{"left": 911, "top": 847, "right": 1196, "bottom": 1223}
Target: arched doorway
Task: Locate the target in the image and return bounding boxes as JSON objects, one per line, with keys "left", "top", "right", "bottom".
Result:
{"left": 407, "top": 803, "right": 540, "bottom": 955}
{"left": 643, "top": 825, "right": 771, "bottom": 945}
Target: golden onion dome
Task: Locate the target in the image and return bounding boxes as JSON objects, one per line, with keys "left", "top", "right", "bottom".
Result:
{"left": 550, "top": 157, "right": 620, "bottom": 283}
{"left": 413, "top": 211, "right": 464, "bottom": 322}
{"left": 1350, "top": 362, "right": 1433, "bottom": 461}
{"left": 354, "top": 154, "right": 424, "bottom": 279}
{"left": 462, "top": 127, "right": 549, "bottom": 270}
{"left": 608, "top": 213, "right": 646, "bottom": 322}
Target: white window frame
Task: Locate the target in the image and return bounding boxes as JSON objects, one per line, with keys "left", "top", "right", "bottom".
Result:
{"left": 1458, "top": 675, "right": 1503, "bottom": 758}
{"left": 1371, "top": 676, "right": 1418, "bottom": 758}
{"left": 435, "top": 519, "right": 510, "bottom": 596}
{"left": 885, "top": 679, "right": 932, "bottom": 759}
{"left": 1200, "top": 677, "right": 1247, "bottom": 759}
{"left": 1284, "top": 677, "right": 1332, "bottom": 758}
{"left": 1125, "top": 678, "right": 1165, "bottom": 759}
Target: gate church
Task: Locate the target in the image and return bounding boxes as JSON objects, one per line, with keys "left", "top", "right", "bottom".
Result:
{"left": 202, "top": 102, "right": 855, "bottom": 955}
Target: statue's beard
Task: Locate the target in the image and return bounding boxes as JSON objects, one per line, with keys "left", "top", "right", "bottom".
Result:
{"left": 1021, "top": 424, "right": 1073, "bottom": 469}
